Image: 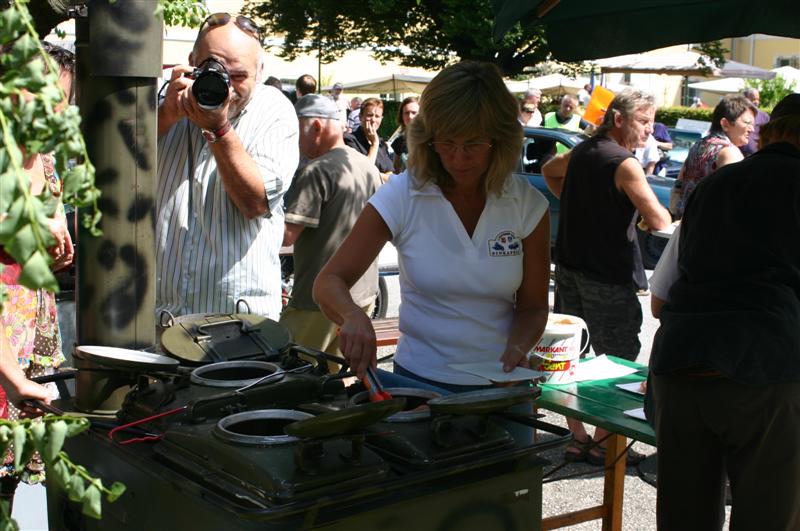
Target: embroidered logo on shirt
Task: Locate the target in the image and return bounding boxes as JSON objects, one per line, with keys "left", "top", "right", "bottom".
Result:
{"left": 488, "top": 230, "right": 521, "bottom": 256}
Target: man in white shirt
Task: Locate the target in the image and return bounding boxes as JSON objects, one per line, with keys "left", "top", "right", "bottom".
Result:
{"left": 155, "top": 13, "right": 298, "bottom": 319}
{"left": 634, "top": 134, "right": 660, "bottom": 175}
{"left": 328, "top": 82, "right": 349, "bottom": 129}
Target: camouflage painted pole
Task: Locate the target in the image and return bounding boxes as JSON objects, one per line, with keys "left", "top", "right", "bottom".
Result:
{"left": 75, "top": 0, "right": 161, "bottom": 349}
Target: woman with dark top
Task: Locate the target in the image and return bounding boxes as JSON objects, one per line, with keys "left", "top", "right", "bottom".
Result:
{"left": 391, "top": 96, "right": 419, "bottom": 174}
{"left": 343, "top": 97, "right": 394, "bottom": 181}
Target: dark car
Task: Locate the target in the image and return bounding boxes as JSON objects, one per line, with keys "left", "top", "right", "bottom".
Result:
{"left": 516, "top": 126, "right": 674, "bottom": 268}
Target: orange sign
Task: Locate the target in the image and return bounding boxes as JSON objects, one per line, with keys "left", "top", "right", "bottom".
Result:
{"left": 583, "top": 85, "right": 615, "bottom": 126}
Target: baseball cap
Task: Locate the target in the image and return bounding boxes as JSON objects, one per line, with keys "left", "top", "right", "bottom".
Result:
{"left": 771, "top": 94, "right": 800, "bottom": 120}
{"left": 295, "top": 94, "right": 340, "bottom": 120}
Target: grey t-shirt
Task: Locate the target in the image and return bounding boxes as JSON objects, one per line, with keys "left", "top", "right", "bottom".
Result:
{"left": 284, "top": 146, "right": 382, "bottom": 309}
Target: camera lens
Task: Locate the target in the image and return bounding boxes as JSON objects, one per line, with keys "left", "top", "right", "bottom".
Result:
{"left": 192, "top": 73, "right": 229, "bottom": 109}
{"left": 190, "top": 58, "right": 231, "bottom": 110}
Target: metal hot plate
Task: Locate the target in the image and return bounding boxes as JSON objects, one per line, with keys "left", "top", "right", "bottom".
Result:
{"left": 118, "top": 360, "right": 345, "bottom": 426}
{"left": 153, "top": 408, "right": 391, "bottom": 504}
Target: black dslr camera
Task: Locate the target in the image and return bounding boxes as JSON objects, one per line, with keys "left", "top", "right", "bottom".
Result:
{"left": 186, "top": 58, "right": 230, "bottom": 110}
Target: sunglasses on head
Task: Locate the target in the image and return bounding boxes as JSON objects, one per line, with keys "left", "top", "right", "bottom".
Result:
{"left": 198, "top": 13, "right": 263, "bottom": 44}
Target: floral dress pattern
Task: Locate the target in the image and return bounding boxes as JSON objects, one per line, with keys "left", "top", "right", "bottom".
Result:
{"left": 0, "top": 154, "right": 65, "bottom": 483}
{"left": 677, "top": 132, "right": 733, "bottom": 217}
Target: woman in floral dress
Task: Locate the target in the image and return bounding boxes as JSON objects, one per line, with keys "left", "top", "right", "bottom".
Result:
{"left": 0, "top": 42, "right": 75, "bottom": 504}
{"left": 674, "top": 94, "right": 757, "bottom": 217}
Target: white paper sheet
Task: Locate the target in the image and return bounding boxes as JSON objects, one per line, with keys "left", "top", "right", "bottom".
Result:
{"left": 573, "top": 355, "right": 638, "bottom": 382}
{"left": 449, "top": 362, "right": 543, "bottom": 383}
{"left": 616, "top": 382, "right": 646, "bottom": 396}
{"left": 653, "top": 220, "right": 680, "bottom": 239}
{"left": 623, "top": 407, "right": 647, "bottom": 421}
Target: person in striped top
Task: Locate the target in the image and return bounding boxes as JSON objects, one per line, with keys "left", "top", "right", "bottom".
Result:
{"left": 155, "top": 13, "right": 299, "bottom": 319}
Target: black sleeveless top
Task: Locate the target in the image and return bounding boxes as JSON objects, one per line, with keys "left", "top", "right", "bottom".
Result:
{"left": 555, "top": 135, "right": 636, "bottom": 285}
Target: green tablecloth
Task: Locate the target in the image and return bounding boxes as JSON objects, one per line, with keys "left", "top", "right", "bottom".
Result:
{"left": 536, "top": 356, "right": 656, "bottom": 446}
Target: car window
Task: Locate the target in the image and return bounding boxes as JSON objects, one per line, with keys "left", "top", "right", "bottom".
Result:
{"left": 520, "top": 137, "right": 570, "bottom": 174}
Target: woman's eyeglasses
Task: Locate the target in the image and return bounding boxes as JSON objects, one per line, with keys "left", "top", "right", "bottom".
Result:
{"left": 198, "top": 13, "right": 263, "bottom": 44}
{"left": 430, "top": 141, "right": 493, "bottom": 157}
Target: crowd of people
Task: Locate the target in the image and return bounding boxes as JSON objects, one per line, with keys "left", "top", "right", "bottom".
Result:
{"left": 2, "top": 11, "right": 798, "bottom": 528}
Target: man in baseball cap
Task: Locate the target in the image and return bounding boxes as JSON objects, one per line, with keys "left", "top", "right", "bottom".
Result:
{"left": 281, "top": 94, "right": 383, "bottom": 369}
{"left": 328, "top": 82, "right": 348, "bottom": 127}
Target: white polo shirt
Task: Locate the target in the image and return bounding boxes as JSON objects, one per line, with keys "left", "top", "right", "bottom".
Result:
{"left": 369, "top": 171, "right": 549, "bottom": 385}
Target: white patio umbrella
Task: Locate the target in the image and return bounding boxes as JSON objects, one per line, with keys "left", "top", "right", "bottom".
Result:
{"left": 688, "top": 66, "right": 800, "bottom": 95}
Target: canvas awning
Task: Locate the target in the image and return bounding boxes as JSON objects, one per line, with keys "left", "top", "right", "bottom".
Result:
{"left": 492, "top": 0, "right": 800, "bottom": 62}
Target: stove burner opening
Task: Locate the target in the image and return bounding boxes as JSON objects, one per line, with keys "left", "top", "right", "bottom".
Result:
{"left": 214, "top": 409, "right": 313, "bottom": 446}
{"left": 190, "top": 361, "right": 281, "bottom": 388}
{"left": 228, "top": 418, "right": 295, "bottom": 436}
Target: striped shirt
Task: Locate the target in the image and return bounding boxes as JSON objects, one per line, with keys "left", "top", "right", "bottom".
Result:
{"left": 155, "top": 85, "right": 299, "bottom": 320}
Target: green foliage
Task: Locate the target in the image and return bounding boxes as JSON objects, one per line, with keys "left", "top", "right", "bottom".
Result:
{"left": 745, "top": 74, "right": 797, "bottom": 109}
{"left": 0, "top": 416, "right": 125, "bottom": 525}
{"left": 0, "top": 0, "right": 100, "bottom": 298}
{"left": 242, "top": 0, "right": 550, "bottom": 76}
{"left": 155, "top": 0, "right": 208, "bottom": 28}
{"left": 0, "top": 500, "right": 16, "bottom": 531}
{"left": 379, "top": 100, "right": 401, "bottom": 139}
{"left": 694, "top": 40, "right": 729, "bottom": 74}
{"left": 655, "top": 106, "right": 714, "bottom": 127}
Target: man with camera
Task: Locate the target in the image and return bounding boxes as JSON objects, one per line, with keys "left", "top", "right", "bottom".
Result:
{"left": 155, "top": 13, "right": 299, "bottom": 320}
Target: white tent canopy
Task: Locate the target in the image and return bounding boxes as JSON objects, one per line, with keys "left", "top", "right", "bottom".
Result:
{"left": 596, "top": 52, "right": 776, "bottom": 79}
{"left": 506, "top": 74, "right": 589, "bottom": 96}
{"left": 689, "top": 66, "right": 800, "bottom": 95}
{"left": 322, "top": 74, "right": 434, "bottom": 95}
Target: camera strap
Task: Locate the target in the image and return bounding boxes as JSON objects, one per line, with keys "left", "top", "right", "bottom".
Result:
{"left": 186, "top": 128, "right": 195, "bottom": 227}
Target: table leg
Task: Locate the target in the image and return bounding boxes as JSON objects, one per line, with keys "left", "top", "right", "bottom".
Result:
{"left": 601, "top": 433, "right": 627, "bottom": 531}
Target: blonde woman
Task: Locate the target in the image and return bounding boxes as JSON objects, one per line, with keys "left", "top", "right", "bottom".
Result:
{"left": 313, "top": 61, "right": 551, "bottom": 390}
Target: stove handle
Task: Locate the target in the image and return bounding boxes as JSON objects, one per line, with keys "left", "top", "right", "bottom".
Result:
{"left": 288, "top": 344, "right": 351, "bottom": 373}
{"left": 108, "top": 406, "right": 187, "bottom": 445}
{"left": 21, "top": 399, "right": 63, "bottom": 416}
{"left": 195, "top": 319, "right": 246, "bottom": 341}
{"left": 494, "top": 412, "right": 574, "bottom": 450}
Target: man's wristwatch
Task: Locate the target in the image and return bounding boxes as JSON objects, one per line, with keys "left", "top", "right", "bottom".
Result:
{"left": 201, "top": 122, "right": 232, "bottom": 143}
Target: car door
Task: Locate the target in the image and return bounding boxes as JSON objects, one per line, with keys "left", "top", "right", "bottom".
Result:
{"left": 515, "top": 127, "right": 583, "bottom": 246}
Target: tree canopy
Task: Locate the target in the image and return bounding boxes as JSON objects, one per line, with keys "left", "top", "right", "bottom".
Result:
{"left": 242, "top": 0, "right": 550, "bottom": 77}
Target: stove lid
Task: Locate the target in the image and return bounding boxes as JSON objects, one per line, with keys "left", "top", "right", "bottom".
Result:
{"left": 285, "top": 399, "right": 405, "bottom": 439}
{"left": 427, "top": 387, "right": 540, "bottom": 416}
{"left": 160, "top": 313, "right": 291, "bottom": 365}
{"left": 74, "top": 346, "right": 179, "bottom": 371}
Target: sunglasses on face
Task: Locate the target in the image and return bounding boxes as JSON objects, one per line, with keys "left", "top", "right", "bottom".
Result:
{"left": 198, "top": 13, "right": 263, "bottom": 44}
